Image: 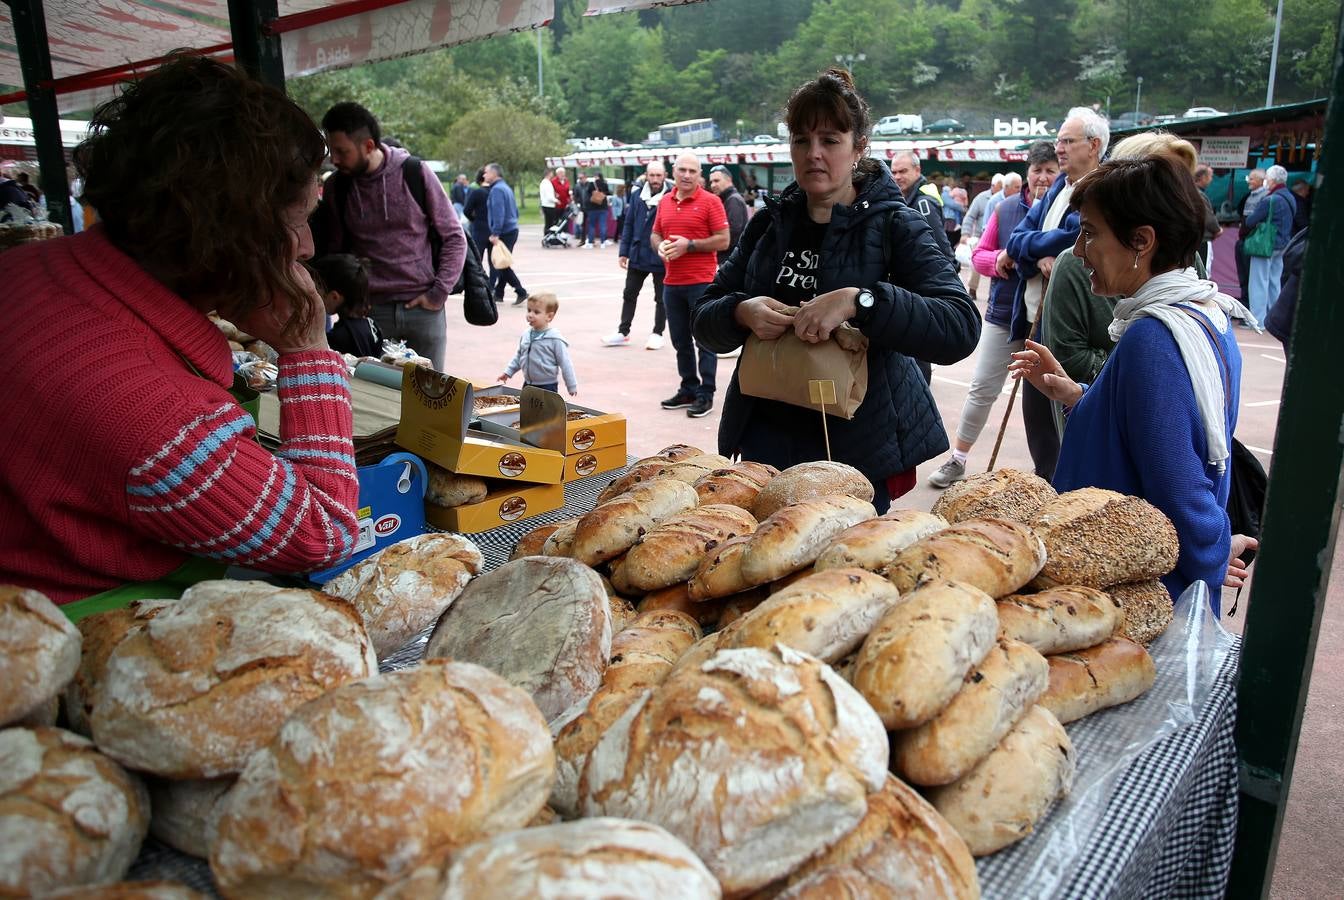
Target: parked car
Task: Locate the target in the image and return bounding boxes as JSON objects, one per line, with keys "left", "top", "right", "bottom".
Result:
{"left": 873, "top": 114, "right": 924, "bottom": 136}
{"left": 1110, "top": 111, "right": 1156, "bottom": 129}
{"left": 924, "top": 118, "right": 965, "bottom": 134}
{"left": 752, "top": 134, "right": 775, "bottom": 143}
{"left": 1183, "top": 106, "right": 1225, "bottom": 119}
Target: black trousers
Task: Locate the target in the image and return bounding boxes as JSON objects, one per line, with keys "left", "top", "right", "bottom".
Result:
{"left": 488, "top": 229, "right": 525, "bottom": 298}
{"left": 1235, "top": 237, "right": 1252, "bottom": 303}
{"left": 619, "top": 266, "right": 666, "bottom": 336}
{"left": 542, "top": 207, "right": 560, "bottom": 232}
{"left": 1021, "top": 380, "right": 1059, "bottom": 480}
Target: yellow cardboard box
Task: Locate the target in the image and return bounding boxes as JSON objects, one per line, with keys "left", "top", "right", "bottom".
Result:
{"left": 476, "top": 387, "right": 627, "bottom": 455}
{"left": 564, "top": 443, "right": 627, "bottom": 482}
{"left": 424, "top": 481, "right": 565, "bottom": 533}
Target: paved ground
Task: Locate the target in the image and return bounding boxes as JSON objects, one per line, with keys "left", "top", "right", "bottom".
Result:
{"left": 436, "top": 225, "right": 1339, "bottom": 896}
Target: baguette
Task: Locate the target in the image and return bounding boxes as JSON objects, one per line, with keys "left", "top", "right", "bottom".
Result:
{"left": 739, "top": 494, "right": 877, "bottom": 585}
{"left": 571, "top": 479, "right": 700, "bottom": 566}
{"left": 692, "top": 461, "right": 779, "bottom": 510}
{"left": 930, "top": 469, "right": 1057, "bottom": 525}
{"left": 886, "top": 518, "right": 1046, "bottom": 598}
{"left": 1107, "top": 579, "right": 1174, "bottom": 645}
{"left": 751, "top": 460, "right": 875, "bottom": 520}
{"left": 996, "top": 586, "right": 1122, "bottom": 655}
{"left": 1040, "top": 637, "right": 1157, "bottom": 724}
{"left": 814, "top": 509, "right": 949, "bottom": 575}
{"left": 621, "top": 504, "right": 758, "bottom": 592}
{"left": 1031, "top": 488, "right": 1179, "bottom": 588}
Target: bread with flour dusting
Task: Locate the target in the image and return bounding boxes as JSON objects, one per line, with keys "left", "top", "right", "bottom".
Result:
{"left": 146, "top": 776, "right": 233, "bottom": 859}
{"left": 751, "top": 460, "right": 875, "bottom": 520}
{"left": 63, "top": 599, "right": 173, "bottom": 737}
{"left": 0, "top": 586, "right": 82, "bottom": 727}
{"left": 41, "top": 883, "right": 207, "bottom": 899}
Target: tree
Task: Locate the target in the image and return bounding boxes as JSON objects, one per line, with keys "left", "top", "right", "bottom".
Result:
{"left": 440, "top": 106, "right": 568, "bottom": 183}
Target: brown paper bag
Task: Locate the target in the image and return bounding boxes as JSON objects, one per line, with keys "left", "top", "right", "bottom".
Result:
{"left": 490, "top": 240, "right": 513, "bottom": 269}
{"left": 737, "top": 331, "right": 868, "bottom": 419}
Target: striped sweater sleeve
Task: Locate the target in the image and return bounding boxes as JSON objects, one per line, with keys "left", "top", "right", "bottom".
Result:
{"left": 125, "top": 350, "right": 360, "bottom": 573}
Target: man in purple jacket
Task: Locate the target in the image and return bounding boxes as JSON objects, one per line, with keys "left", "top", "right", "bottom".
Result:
{"left": 320, "top": 102, "right": 466, "bottom": 371}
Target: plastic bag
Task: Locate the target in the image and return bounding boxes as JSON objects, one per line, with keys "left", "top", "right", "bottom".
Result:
{"left": 237, "top": 359, "right": 278, "bottom": 391}
{"left": 490, "top": 240, "right": 514, "bottom": 269}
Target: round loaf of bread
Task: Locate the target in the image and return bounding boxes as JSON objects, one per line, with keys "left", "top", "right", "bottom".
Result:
{"left": 322, "top": 533, "right": 483, "bottom": 659}
{"left": 210, "top": 660, "right": 555, "bottom": 898}
{"left": 0, "top": 727, "right": 150, "bottom": 896}
{"left": 885, "top": 518, "right": 1047, "bottom": 598}
{"left": 996, "top": 586, "right": 1122, "bottom": 655}
{"left": 1107, "top": 579, "right": 1174, "bottom": 644}
{"left": 441, "top": 818, "right": 720, "bottom": 900}
{"left": 146, "top": 776, "right": 232, "bottom": 859}
{"left": 930, "top": 469, "right": 1058, "bottom": 525}
{"left": 1031, "top": 488, "right": 1180, "bottom": 588}
{"left": 739, "top": 495, "right": 877, "bottom": 585}
{"left": 425, "top": 465, "right": 489, "bottom": 508}
{"left": 621, "top": 504, "right": 758, "bottom": 592}
{"left": 751, "top": 460, "right": 875, "bottom": 520}
{"left": 90, "top": 581, "right": 377, "bottom": 779}
{"left": 511, "top": 518, "right": 577, "bottom": 560}
{"left": 0, "top": 586, "right": 82, "bottom": 727}
{"left": 814, "top": 509, "right": 949, "bottom": 575}
{"left": 692, "top": 461, "right": 779, "bottom": 510}
{"left": 41, "top": 882, "right": 207, "bottom": 899}
{"left": 425, "top": 557, "right": 611, "bottom": 724}
{"left": 579, "top": 644, "right": 888, "bottom": 895}
{"left": 64, "top": 600, "right": 173, "bottom": 737}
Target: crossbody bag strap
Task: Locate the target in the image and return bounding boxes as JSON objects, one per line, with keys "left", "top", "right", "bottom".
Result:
{"left": 1178, "top": 305, "right": 1231, "bottom": 412}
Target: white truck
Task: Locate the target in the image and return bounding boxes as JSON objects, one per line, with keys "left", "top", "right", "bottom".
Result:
{"left": 873, "top": 114, "right": 924, "bottom": 136}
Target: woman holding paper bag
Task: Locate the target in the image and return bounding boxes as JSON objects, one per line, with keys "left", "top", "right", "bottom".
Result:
{"left": 692, "top": 68, "right": 979, "bottom": 511}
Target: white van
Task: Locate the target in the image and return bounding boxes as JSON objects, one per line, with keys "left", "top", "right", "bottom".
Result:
{"left": 874, "top": 114, "right": 924, "bottom": 136}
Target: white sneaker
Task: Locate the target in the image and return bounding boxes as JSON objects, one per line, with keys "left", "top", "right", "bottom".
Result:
{"left": 601, "top": 240, "right": 612, "bottom": 248}
{"left": 644, "top": 333, "right": 664, "bottom": 350}
{"left": 716, "top": 347, "right": 741, "bottom": 359}
{"left": 602, "top": 332, "right": 630, "bottom": 347}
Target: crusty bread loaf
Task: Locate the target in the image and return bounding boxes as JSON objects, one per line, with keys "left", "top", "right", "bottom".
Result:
{"left": 572, "top": 479, "right": 700, "bottom": 566}
{"left": 91, "top": 581, "right": 377, "bottom": 779}
{"left": 541, "top": 518, "right": 579, "bottom": 557}
{"left": 597, "top": 463, "right": 673, "bottom": 505}
{"left": 931, "top": 469, "right": 1057, "bottom": 525}
{"left": 1031, "top": 488, "right": 1180, "bottom": 588}
{"left": 852, "top": 581, "right": 999, "bottom": 729}
{"left": 440, "top": 818, "right": 720, "bottom": 900}
{"left": 425, "top": 557, "right": 611, "bottom": 724}
{"left": 751, "top": 460, "right": 875, "bottom": 520}
{"left": 605, "top": 552, "right": 639, "bottom": 597}
{"left": 64, "top": 600, "right": 172, "bottom": 737}
{"left": 739, "top": 494, "right": 877, "bottom": 585}
{"left": 661, "top": 453, "right": 734, "bottom": 485}
{"left": 633, "top": 443, "right": 705, "bottom": 466}
{"left": 579, "top": 645, "right": 887, "bottom": 895}
{"left": 687, "top": 533, "right": 753, "bottom": 600}
{"left": 893, "top": 639, "right": 1050, "bottom": 786}
{"left": 425, "top": 464, "right": 488, "bottom": 508}
{"left": 210, "top": 661, "right": 555, "bottom": 898}
{"left": 996, "top": 586, "right": 1123, "bottom": 655}
{"left": 886, "top": 519, "right": 1047, "bottom": 598}
{"left": 621, "top": 504, "right": 758, "bottom": 592}
{"left": 927, "top": 705, "right": 1075, "bottom": 856}
{"left": 0, "top": 727, "right": 149, "bottom": 896}
{"left": 814, "top": 509, "right": 949, "bottom": 575}
{"left": 608, "top": 593, "right": 637, "bottom": 633}
{"left": 15, "top": 694, "right": 59, "bottom": 727}
{"left": 41, "top": 883, "right": 207, "bottom": 899}
{"left": 720, "top": 568, "right": 901, "bottom": 664}
{"left": 1040, "top": 637, "right": 1157, "bottom": 724}
{"left": 1108, "top": 580, "right": 1174, "bottom": 644}
{"left": 770, "top": 774, "right": 979, "bottom": 900}
{"left": 637, "top": 582, "right": 727, "bottom": 625}
{"left": 147, "top": 776, "right": 232, "bottom": 859}
{"left": 512, "top": 518, "right": 578, "bottom": 560}
{"left": 766, "top": 565, "right": 817, "bottom": 594}
{"left": 323, "top": 533, "right": 483, "bottom": 659}
{"left": 715, "top": 587, "right": 769, "bottom": 630}
{"left": 0, "top": 586, "right": 82, "bottom": 727}
{"left": 692, "top": 461, "right": 779, "bottom": 510}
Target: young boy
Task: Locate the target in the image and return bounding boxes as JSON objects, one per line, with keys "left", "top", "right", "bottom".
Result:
{"left": 498, "top": 292, "right": 578, "bottom": 396}
{"left": 312, "top": 254, "right": 381, "bottom": 358}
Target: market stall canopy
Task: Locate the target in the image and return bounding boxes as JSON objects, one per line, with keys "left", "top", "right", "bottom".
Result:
{"left": 544, "top": 138, "right": 1017, "bottom": 170}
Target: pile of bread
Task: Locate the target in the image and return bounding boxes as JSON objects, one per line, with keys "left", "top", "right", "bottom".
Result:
{"left": 1, "top": 450, "right": 1180, "bottom": 898}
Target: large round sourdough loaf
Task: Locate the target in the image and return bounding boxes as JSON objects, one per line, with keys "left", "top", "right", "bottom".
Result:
{"left": 571, "top": 479, "right": 700, "bottom": 566}
{"left": 578, "top": 644, "right": 888, "bottom": 895}
{"left": 996, "top": 586, "right": 1123, "bottom": 655}
{"left": 751, "top": 460, "right": 875, "bottom": 520}
{"left": 64, "top": 600, "right": 173, "bottom": 737}
{"left": 0, "top": 586, "right": 82, "bottom": 727}
{"left": 739, "top": 494, "right": 877, "bottom": 585}
{"left": 0, "top": 727, "right": 150, "bottom": 896}
{"left": 146, "top": 776, "right": 233, "bottom": 859}
{"left": 425, "top": 556, "right": 611, "bottom": 724}
{"left": 210, "top": 660, "right": 555, "bottom": 898}
{"left": 885, "top": 519, "right": 1046, "bottom": 598}
{"left": 930, "top": 469, "right": 1057, "bottom": 525}
{"left": 814, "top": 509, "right": 949, "bottom": 575}
{"left": 1031, "top": 488, "right": 1179, "bottom": 588}
{"left": 91, "top": 581, "right": 377, "bottom": 779}
{"left": 440, "top": 818, "right": 721, "bottom": 900}
{"left": 1040, "top": 637, "right": 1157, "bottom": 724}
{"left": 620, "top": 504, "right": 758, "bottom": 592}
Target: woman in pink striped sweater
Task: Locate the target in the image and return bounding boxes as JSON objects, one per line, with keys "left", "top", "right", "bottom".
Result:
{"left": 0, "top": 57, "right": 360, "bottom": 604}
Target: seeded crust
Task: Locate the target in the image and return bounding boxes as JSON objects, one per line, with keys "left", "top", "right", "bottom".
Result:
{"left": 1106, "top": 579, "right": 1175, "bottom": 645}
{"left": 932, "top": 469, "right": 1058, "bottom": 525}
{"left": 1030, "top": 489, "right": 1180, "bottom": 589}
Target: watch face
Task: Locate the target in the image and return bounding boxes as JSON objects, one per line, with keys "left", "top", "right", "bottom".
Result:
{"left": 859, "top": 290, "right": 875, "bottom": 308}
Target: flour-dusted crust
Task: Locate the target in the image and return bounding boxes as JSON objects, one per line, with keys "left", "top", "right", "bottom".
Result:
{"left": 210, "top": 661, "right": 555, "bottom": 898}
{"left": 90, "top": 581, "right": 377, "bottom": 779}
{"left": 511, "top": 518, "right": 578, "bottom": 560}
{"left": 996, "top": 586, "right": 1122, "bottom": 654}
{"left": 572, "top": 479, "right": 700, "bottom": 566}
{"left": 814, "top": 510, "right": 949, "bottom": 575}
{"left": 622, "top": 504, "right": 759, "bottom": 592}
{"left": 425, "top": 557, "right": 611, "bottom": 724}
{"left": 750, "top": 460, "right": 875, "bottom": 520}
{"left": 693, "top": 461, "right": 780, "bottom": 510}
{"left": 1040, "top": 637, "right": 1157, "bottom": 724}
{"left": 931, "top": 469, "right": 1058, "bottom": 525}
{"left": 64, "top": 600, "right": 173, "bottom": 737}
{"left": 1031, "top": 488, "right": 1180, "bottom": 588}
{"left": 323, "top": 533, "right": 483, "bottom": 659}
{"left": 579, "top": 645, "right": 888, "bottom": 895}
{"left": 146, "top": 776, "right": 233, "bottom": 859}
{"left": 0, "top": 727, "right": 150, "bottom": 896}
{"left": 739, "top": 495, "right": 877, "bottom": 586}
{"left": 41, "top": 883, "right": 207, "bottom": 899}
{"left": 885, "top": 519, "right": 1047, "bottom": 598}
{"left": 0, "top": 586, "right": 82, "bottom": 727}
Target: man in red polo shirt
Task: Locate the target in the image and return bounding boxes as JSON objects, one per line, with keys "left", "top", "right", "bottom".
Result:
{"left": 651, "top": 153, "right": 730, "bottom": 418}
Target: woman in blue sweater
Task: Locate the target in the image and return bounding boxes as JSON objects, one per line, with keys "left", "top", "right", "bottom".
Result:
{"left": 1008, "top": 157, "right": 1257, "bottom": 612}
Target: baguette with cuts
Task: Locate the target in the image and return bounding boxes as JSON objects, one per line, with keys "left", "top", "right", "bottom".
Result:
{"left": 0, "top": 586, "right": 82, "bottom": 728}
{"left": 751, "top": 460, "right": 875, "bottom": 520}
{"left": 885, "top": 519, "right": 1047, "bottom": 598}
{"left": 512, "top": 518, "right": 577, "bottom": 560}
{"left": 1031, "top": 488, "right": 1180, "bottom": 588}
{"left": 571, "top": 479, "right": 700, "bottom": 566}
{"left": 739, "top": 494, "right": 877, "bottom": 585}
{"left": 814, "top": 510, "right": 949, "bottom": 575}
{"left": 692, "top": 461, "right": 780, "bottom": 510}
{"left": 620, "top": 504, "right": 758, "bottom": 592}
{"left": 996, "top": 586, "right": 1122, "bottom": 655}
{"left": 1040, "top": 637, "right": 1157, "bottom": 724}
{"left": 1107, "top": 579, "right": 1175, "bottom": 644}
{"left": 930, "top": 469, "right": 1057, "bottom": 525}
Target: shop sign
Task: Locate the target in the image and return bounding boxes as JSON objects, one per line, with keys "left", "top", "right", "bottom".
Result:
{"left": 993, "top": 117, "right": 1052, "bottom": 137}
{"left": 1196, "top": 137, "right": 1251, "bottom": 168}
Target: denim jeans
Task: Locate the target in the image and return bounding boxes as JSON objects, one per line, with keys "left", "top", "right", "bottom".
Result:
{"left": 585, "top": 208, "right": 609, "bottom": 244}
{"left": 663, "top": 282, "right": 716, "bottom": 398}
{"left": 1248, "top": 251, "right": 1285, "bottom": 324}
{"left": 370, "top": 301, "right": 446, "bottom": 371}
{"left": 488, "top": 229, "right": 525, "bottom": 299}
{"left": 619, "top": 266, "right": 666, "bottom": 336}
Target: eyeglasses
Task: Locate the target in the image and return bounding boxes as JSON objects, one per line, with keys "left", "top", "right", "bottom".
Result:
{"left": 1055, "top": 136, "right": 1087, "bottom": 147}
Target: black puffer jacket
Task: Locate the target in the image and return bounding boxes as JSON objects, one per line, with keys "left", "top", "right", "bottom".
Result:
{"left": 692, "top": 166, "right": 980, "bottom": 482}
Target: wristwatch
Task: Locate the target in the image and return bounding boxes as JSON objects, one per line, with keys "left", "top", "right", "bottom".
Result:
{"left": 853, "top": 288, "right": 876, "bottom": 325}
{"left": 688, "top": 239, "right": 697, "bottom": 253}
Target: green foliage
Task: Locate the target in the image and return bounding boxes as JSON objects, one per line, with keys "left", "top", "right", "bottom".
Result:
{"left": 440, "top": 105, "right": 568, "bottom": 183}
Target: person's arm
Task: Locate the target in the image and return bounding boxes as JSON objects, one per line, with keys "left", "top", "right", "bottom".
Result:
{"left": 424, "top": 163, "right": 467, "bottom": 309}
{"left": 1244, "top": 195, "right": 1270, "bottom": 229}
{"left": 487, "top": 187, "right": 505, "bottom": 236}
{"left": 558, "top": 343, "right": 578, "bottom": 395}
{"left": 915, "top": 196, "right": 955, "bottom": 262}
{"left": 971, "top": 210, "right": 1002, "bottom": 277}
{"left": 726, "top": 196, "right": 748, "bottom": 249}
{"left": 619, "top": 202, "right": 636, "bottom": 258}
{"left": 1043, "top": 254, "right": 1111, "bottom": 383}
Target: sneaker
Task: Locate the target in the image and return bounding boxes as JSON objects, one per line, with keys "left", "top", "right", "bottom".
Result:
{"left": 601, "top": 240, "right": 612, "bottom": 248}
{"left": 927, "top": 458, "right": 967, "bottom": 489}
{"left": 583, "top": 242, "right": 595, "bottom": 249}
{"left": 602, "top": 332, "right": 630, "bottom": 347}
{"left": 511, "top": 292, "right": 528, "bottom": 307}
{"left": 644, "top": 333, "right": 665, "bottom": 350}
{"left": 716, "top": 347, "right": 741, "bottom": 359}
{"left": 661, "top": 390, "right": 697, "bottom": 410}
{"left": 687, "top": 395, "right": 714, "bottom": 418}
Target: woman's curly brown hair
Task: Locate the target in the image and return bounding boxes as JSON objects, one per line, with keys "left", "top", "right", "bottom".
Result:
{"left": 75, "top": 55, "right": 326, "bottom": 336}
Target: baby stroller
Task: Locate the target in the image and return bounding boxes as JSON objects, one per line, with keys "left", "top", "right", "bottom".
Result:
{"left": 542, "top": 207, "right": 576, "bottom": 248}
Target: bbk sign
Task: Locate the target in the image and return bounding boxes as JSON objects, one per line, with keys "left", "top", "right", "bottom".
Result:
{"left": 993, "top": 117, "right": 1052, "bottom": 137}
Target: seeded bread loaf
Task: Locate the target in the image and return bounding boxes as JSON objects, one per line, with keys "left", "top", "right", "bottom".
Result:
{"left": 146, "top": 776, "right": 232, "bottom": 859}
{"left": 424, "top": 465, "right": 489, "bottom": 508}
{"left": 1040, "top": 637, "right": 1157, "bottom": 724}
{"left": 571, "top": 479, "right": 700, "bottom": 566}
{"left": 1107, "top": 579, "right": 1175, "bottom": 644}
{"left": 692, "top": 461, "right": 780, "bottom": 510}
{"left": 64, "top": 600, "right": 172, "bottom": 737}
{"left": 620, "top": 504, "right": 758, "bottom": 592}
{"left": 739, "top": 494, "right": 877, "bottom": 585}
{"left": 751, "top": 460, "right": 875, "bottom": 520}
{"left": 930, "top": 469, "right": 1058, "bottom": 525}
{"left": 1031, "top": 488, "right": 1180, "bottom": 588}
{"left": 512, "top": 518, "right": 577, "bottom": 560}
{"left": 996, "top": 586, "right": 1123, "bottom": 655}
{"left": 0, "top": 586, "right": 82, "bottom": 727}
{"left": 597, "top": 463, "right": 674, "bottom": 505}
{"left": 814, "top": 509, "right": 950, "bottom": 575}
{"left": 885, "top": 519, "right": 1047, "bottom": 598}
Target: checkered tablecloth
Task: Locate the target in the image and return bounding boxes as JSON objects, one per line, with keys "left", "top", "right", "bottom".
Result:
{"left": 128, "top": 471, "right": 1241, "bottom": 898}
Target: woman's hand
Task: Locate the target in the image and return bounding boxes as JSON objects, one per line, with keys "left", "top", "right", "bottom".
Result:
{"left": 1225, "top": 534, "right": 1259, "bottom": 588}
{"left": 793, "top": 288, "right": 859, "bottom": 344}
{"left": 1008, "top": 339, "right": 1083, "bottom": 407}
{"left": 734, "top": 296, "right": 794, "bottom": 341}
{"left": 994, "top": 250, "right": 1015, "bottom": 278}
{"left": 236, "top": 262, "right": 329, "bottom": 355}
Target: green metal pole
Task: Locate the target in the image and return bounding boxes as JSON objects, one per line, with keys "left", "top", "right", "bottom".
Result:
{"left": 1228, "top": 9, "right": 1344, "bottom": 898}
{"left": 228, "top": 0, "right": 286, "bottom": 90}
{"left": 9, "top": 0, "right": 73, "bottom": 234}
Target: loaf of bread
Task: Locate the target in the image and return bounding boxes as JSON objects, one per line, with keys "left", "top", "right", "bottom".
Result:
{"left": 739, "top": 494, "right": 877, "bottom": 585}
{"left": 606, "top": 552, "right": 638, "bottom": 597}
{"left": 511, "top": 518, "right": 577, "bottom": 560}
{"left": 637, "top": 582, "right": 727, "bottom": 625}
{"left": 597, "top": 462, "right": 673, "bottom": 505}
{"left": 852, "top": 581, "right": 999, "bottom": 729}
{"left": 692, "top": 461, "right": 779, "bottom": 510}
{"left": 579, "top": 645, "right": 887, "bottom": 895}
{"left": 893, "top": 639, "right": 1050, "bottom": 786}
{"left": 814, "top": 509, "right": 949, "bottom": 575}
{"left": 91, "top": 581, "right": 377, "bottom": 779}
{"left": 146, "top": 776, "right": 232, "bottom": 859}
{"left": 541, "top": 517, "right": 579, "bottom": 557}
{"left": 927, "top": 705, "right": 1075, "bottom": 856}
{"left": 751, "top": 460, "right": 875, "bottom": 519}
{"left": 41, "top": 883, "right": 207, "bottom": 899}
{"left": 1108, "top": 579, "right": 1175, "bottom": 644}
{"left": 661, "top": 453, "right": 734, "bottom": 484}
{"left": 0, "top": 727, "right": 150, "bottom": 896}
{"left": 633, "top": 443, "right": 705, "bottom": 466}
{"left": 1040, "top": 637, "right": 1157, "bottom": 724}
{"left": 425, "top": 556, "right": 611, "bottom": 724}
{"left": 440, "top": 818, "right": 720, "bottom": 900}
{"left": 210, "top": 661, "right": 555, "bottom": 898}
{"left": 720, "top": 568, "right": 901, "bottom": 664}
{"left": 886, "top": 519, "right": 1047, "bottom": 598}
{"left": 715, "top": 587, "right": 768, "bottom": 629}
{"left": 766, "top": 565, "right": 817, "bottom": 594}
{"left": 996, "top": 586, "right": 1123, "bottom": 655}
{"left": 1031, "top": 488, "right": 1180, "bottom": 588}
{"left": 770, "top": 774, "right": 979, "bottom": 900}
{"left": 931, "top": 469, "right": 1057, "bottom": 525}
{"left": 607, "top": 592, "right": 637, "bottom": 633}
{"left": 1, "top": 586, "right": 82, "bottom": 727}
{"left": 64, "top": 599, "right": 173, "bottom": 737}
{"left": 571, "top": 478, "right": 700, "bottom": 566}
{"left": 687, "top": 533, "right": 753, "bottom": 600}
{"left": 425, "top": 464, "right": 489, "bottom": 508}
{"left": 323, "top": 533, "right": 483, "bottom": 659}
{"left": 620, "top": 504, "right": 758, "bottom": 592}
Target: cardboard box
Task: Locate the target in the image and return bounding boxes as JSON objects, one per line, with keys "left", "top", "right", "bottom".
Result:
{"left": 564, "top": 443, "right": 627, "bottom": 482}
{"left": 424, "top": 481, "right": 565, "bottom": 533}
{"left": 476, "top": 387, "right": 627, "bottom": 456}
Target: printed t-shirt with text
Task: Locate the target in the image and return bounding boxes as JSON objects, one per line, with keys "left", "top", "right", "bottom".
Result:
{"left": 772, "top": 216, "right": 829, "bottom": 306}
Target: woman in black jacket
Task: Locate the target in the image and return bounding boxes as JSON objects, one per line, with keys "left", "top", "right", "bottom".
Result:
{"left": 692, "top": 69, "right": 980, "bottom": 511}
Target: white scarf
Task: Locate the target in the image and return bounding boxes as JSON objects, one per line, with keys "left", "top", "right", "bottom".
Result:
{"left": 640, "top": 180, "right": 667, "bottom": 208}
{"left": 1109, "top": 268, "right": 1259, "bottom": 474}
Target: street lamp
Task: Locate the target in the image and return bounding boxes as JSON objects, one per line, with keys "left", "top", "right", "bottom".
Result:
{"left": 1134, "top": 76, "right": 1143, "bottom": 118}
{"left": 835, "top": 53, "right": 866, "bottom": 73}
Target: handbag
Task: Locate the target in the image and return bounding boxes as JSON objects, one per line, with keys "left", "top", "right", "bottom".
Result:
{"left": 1243, "top": 196, "right": 1277, "bottom": 258}
{"left": 589, "top": 188, "right": 607, "bottom": 205}
{"left": 454, "top": 230, "right": 497, "bottom": 326}
{"left": 490, "top": 240, "right": 513, "bottom": 269}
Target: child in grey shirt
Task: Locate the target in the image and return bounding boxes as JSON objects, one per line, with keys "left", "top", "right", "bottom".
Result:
{"left": 498, "top": 291, "right": 578, "bottom": 396}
